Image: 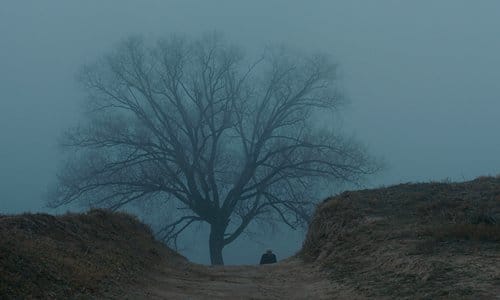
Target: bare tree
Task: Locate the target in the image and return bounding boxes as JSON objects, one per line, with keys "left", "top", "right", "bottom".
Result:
{"left": 48, "top": 34, "right": 378, "bottom": 265}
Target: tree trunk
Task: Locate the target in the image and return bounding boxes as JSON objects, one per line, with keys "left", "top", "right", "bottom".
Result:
{"left": 209, "top": 224, "right": 225, "bottom": 265}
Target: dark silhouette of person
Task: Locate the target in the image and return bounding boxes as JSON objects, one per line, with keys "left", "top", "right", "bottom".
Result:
{"left": 259, "top": 249, "right": 277, "bottom": 265}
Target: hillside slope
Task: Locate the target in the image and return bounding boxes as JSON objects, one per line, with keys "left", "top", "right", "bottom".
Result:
{"left": 302, "top": 176, "right": 500, "bottom": 299}
{"left": 0, "top": 209, "right": 185, "bottom": 298}
{"left": 1, "top": 177, "right": 499, "bottom": 299}
{"left": 0, "top": 211, "right": 337, "bottom": 299}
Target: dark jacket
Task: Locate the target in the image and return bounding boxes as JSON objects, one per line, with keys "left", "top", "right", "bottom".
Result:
{"left": 259, "top": 253, "right": 277, "bottom": 265}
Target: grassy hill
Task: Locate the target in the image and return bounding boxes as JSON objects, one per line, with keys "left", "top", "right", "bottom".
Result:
{"left": 0, "top": 209, "right": 184, "bottom": 299}
{"left": 301, "top": 176, "right": 500, "bottom": 299}
{"left": 1, "top": 176, "right": 499, "bottom": 299}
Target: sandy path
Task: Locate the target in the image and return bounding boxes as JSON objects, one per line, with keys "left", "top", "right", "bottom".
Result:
{"left": 125, "top": 258, "right": 347, "bottom": 300}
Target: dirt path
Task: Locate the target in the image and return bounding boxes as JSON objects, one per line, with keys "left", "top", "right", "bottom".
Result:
{"left": 125, "top": 258, "right": 352, "bottom": 300}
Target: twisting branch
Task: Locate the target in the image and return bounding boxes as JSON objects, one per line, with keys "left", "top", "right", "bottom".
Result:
{"left": 157, "top": 215, "right": 204, "bottom": 248}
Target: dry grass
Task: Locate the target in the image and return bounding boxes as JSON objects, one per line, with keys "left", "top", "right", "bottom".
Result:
{"left": 301, "top": 176, "right": 500, "bottom": 299}
{"left": 2, "top": 177, "right": 499, "bottom": 299}
{"left": 0, "top": 209, "right": 185, "bottom": 299}
{"left": 422, "top": 223, "right": 500, "bottom": 242}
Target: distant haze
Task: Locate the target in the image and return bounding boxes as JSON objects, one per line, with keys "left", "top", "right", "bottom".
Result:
{"left": 1, "top": 1, "right": 499, "bottom": 264}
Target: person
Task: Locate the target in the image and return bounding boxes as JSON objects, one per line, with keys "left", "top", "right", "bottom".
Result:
{"left": 259, "top": 249, "right": 277, "bottom": 265}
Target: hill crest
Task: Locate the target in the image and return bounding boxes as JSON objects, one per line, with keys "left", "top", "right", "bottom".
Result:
{"left": 301, "top": 176, "right": 500, "bottom": 298}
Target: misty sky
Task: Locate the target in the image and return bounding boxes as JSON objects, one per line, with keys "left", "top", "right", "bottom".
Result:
{"left": 1, "top": 1, "right": 499, "bottom": 264}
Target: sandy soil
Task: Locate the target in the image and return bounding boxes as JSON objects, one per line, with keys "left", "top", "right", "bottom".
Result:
{"left": 125, "top": 258, "right": 353, "bottom": 300}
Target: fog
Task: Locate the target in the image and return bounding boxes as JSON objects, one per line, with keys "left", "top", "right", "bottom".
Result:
{"left": 1, "top": 1, "right": 499, "bottom": 264}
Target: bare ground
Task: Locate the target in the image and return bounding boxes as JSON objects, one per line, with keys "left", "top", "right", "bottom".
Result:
{"left": 125, "top": 258, "right": 355, "bottom": 300}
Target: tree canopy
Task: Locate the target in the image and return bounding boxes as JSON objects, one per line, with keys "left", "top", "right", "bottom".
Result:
{"left": 48, "top": 33, "right": 378, "bottom": 265}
